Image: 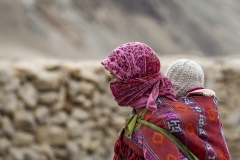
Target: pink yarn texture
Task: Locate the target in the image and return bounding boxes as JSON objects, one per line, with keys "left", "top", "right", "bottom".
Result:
{"left": 101, "top": 42, "right": 176, "bottom": 111}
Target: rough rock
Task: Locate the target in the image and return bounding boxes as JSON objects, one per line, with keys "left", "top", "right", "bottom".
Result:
{"left": 0, "top": 93, "right": 18, "bottom": 115}
{"left": 39, "top": 91, "right": 59, "bottom": 105}
{"left": 35, "top": 126, "right": 67, "bottom": 146}
{"left": 18, "top": 83, "right": 38, "bottom": 108}
{"left": 13, "top": 132, "right": 34, "bottom": 146}
{"left": 33, "top": 71, "right": 63, "bottom": 91}
{"left": 0, "top": 138, "right": 11, "bottom": 156}
{"left": 14, "top": 111, "right": 36, "bottom": 132}
{"left": 34, "top": 106, "right": 50, "bottom": 124}
{"left": 49, "top": 111, "right": 68, "bottom": 125}
{"left": 71, "top": 108, "right": 90, "bottom": 121}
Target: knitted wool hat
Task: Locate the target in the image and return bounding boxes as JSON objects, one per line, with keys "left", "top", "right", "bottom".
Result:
{"left": 165, "top": 59, "right": 204, "bottom": 99}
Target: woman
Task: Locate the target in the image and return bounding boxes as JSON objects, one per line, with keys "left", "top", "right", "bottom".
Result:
{"left": 101, "top": 42, "right": 179, "bottom": 159}
{"left": 101, "top": 42, "right": 230, "bottom": 160}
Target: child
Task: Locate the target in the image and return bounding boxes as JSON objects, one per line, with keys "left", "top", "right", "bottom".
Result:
{"left": 165, "top": 58, "right": 215, "bottom": 98}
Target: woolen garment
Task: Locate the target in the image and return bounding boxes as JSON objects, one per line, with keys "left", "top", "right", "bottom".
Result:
{"left": 101, "top": 42, "right": 176, "bottom": 111}
{"left": 165, "top": 59, "right": 204, "bottom": 99}
{"left": 114, "top": 95, "right": 231, "bottom": 160}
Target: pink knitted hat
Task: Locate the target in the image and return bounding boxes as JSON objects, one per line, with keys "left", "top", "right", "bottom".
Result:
{"left": 165, "top": 59, "right": 204, "bottom": 99}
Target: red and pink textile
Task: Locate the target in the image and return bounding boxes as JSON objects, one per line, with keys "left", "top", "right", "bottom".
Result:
{"left": 114, "top": 96, "right": 231, "bottom": 160}
{"left": 101, "top": 42, "right": 175, "bottom": 111}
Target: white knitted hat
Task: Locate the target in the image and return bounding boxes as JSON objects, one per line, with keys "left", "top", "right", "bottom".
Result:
{"left": 165, "top": 59, "right": 204, "bottom": 99}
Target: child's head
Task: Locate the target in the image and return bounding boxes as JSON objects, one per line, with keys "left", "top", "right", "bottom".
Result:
{"left": 165, "top": 59, "right": 204, "bottom": 99}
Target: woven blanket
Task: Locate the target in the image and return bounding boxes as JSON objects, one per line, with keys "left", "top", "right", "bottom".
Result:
{"left": 113, "top": 96, "right": 231, "bottom": 160}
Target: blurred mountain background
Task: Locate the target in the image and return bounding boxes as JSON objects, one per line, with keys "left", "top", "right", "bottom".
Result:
{"left": 0, "top": 0, "right": 240, "bottom": 60}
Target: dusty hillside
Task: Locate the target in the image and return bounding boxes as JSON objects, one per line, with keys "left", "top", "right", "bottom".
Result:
{"left": 0, "top": 0, "right": 240, "bottom": 60}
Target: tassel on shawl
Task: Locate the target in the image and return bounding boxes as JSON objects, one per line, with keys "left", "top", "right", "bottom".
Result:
{"left": 113, "top": 136, "right": 144, "bottom": 160}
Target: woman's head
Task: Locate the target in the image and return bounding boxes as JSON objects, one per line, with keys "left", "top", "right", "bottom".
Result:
{"left": 101, "top": 42, "right": 175, "bottom": 110}
{"left": 165, "top": 59, "right": 204, "bottom": 99}
{"left": 101, "top": 42, "right": 176, "bottom": 111}
{"left": 101, "top": 42, "right": 160, "bottom": 81}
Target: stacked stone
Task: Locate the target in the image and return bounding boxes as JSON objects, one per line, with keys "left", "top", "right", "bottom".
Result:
{"left": 0, "top": 60, "right": 131, "bottom": 160}
{"left": 0, "top": 57, "right": 239, "bottom": 160}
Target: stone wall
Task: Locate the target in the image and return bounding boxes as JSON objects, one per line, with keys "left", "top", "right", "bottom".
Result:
{"left": 0, "top": 57, "right": 239, "bottom": 160}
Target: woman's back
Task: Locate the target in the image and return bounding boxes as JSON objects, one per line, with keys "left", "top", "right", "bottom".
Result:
{"left": 114, "top": 96, "right": 230, "bottom": 160}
